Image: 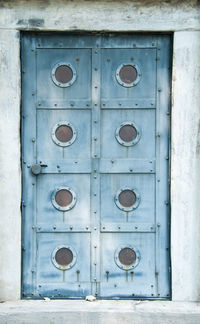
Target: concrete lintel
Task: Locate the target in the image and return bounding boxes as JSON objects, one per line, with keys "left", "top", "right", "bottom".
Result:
{"left": 0, "top": 0, "right": 199, "bottom": 32}
{"left": 0, "top": 300, "right": 200, "bottom": 324}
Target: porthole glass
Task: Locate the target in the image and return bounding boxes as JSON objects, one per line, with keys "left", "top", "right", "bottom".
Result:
{"left": 119, "top": 248, "right": 136, "bottom": 266}
{"left": 55, "top": 65, "right": 73, "bottom": 84}
{"left": 116, "top": 63, "right": 141, "bottom": 87}
{"left": 115, "top": 187, "right": 140, "bottom": 211}
{"left": 119, "top": 125, "right": 137, "bottom": 142}
{"left": 52, "top": 245, "right": 77, "bottom": 270}
{"left": 115, "top": 245, "right": 140, "bottom": 270}
{"left": 51, "top": 62, "right": 77, "bottom": 88}
{"left": 55, "top": 189, "right": 73, "bottom": 207}
{"left": 55, "top": 247, "right": 73, "bottom": 266}
{"left": 115, "top": 121, "right": 141, "bottom": 147}
{"left": 55, "top": 125, "right": 73, "bottom": 143}
{"left": 118, "top": 189, "right": 136, "bottom": 208}
{"left": 52, "top": 121, "right": 77, "bottom": 147}
{"left": 119, "top": 65, "right": 137, "bottom": 84}
{"left": 52, "top": 187, "right": 77, "bottom": 211}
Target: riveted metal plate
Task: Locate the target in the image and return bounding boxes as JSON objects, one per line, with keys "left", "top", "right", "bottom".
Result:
{"left": 51, "top": 245, "right": 77, "bottom": 270}
{"left": 114, "top": 245, "right": 140, "bottom": 270}
{"left": 115, "top": 187, "right": 140, "bottom": 211}
{"left": 115, "top": 121, "right": 141, "bottom": 147}
{"left": 51, "top": 62, "right": 77, "bottom": 88}
{"left": 51, "top": 187, "right": 77, "bottom": 211}
{"left": 116, "top": 63, "right": 141, "bottom": 88}
{"left": 52, "top": 121, "right": 77, "bottom": 147}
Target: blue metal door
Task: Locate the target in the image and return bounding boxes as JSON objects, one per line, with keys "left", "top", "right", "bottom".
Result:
{"left": 22, "top": 34, "right": 171, "bottom": 299}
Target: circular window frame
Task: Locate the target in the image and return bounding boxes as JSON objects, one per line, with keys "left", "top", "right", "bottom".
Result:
{"left": 51, "top": 121, "right": 77, "bottom": 147}
{"left": 115, "top": 186, "right": 140, "bottom": 212}
{"left": 51, "top": 62, "right": 77, "bottom": 88}
{"left": 115, "top": 121, "right": 141, "bottom": 147}
{"left": 116, "top": 63, "right": 141, "bottom": 88}
{"left": 114, "top": 245, "right": 140, "bottom": 271}
{"left": 51, "top": 186, "right": 77, "bottom": 212}
{"left": 51, "top": 245, "right": 77, "bottom": 270}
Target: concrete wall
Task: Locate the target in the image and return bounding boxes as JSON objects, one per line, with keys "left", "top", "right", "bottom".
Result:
{"left": 0, "top": 0, "right": 199, "bottom": 301}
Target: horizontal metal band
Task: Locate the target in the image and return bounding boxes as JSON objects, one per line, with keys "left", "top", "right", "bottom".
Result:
{"left": 100, "top": 99, "right": 156, "bottom": 109}
{"left": 101, "top": 223, "right": 155, "bottom": 233}
{"left": 99, "top": 159, "right": 155, "bottom": 174}
{"left": 36, "top": 159, "right": 92, "bottom": 174}
{"left": 36, "top": 99, "right": 92, "bottom": 109}
{"left": 36, "top": 226, "right": 91, "bottom": 233}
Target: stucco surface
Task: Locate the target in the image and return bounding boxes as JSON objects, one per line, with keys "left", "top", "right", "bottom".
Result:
{"left": 0, "top": 30, "right": 21, "bottom": 301}
{"left": 171, "top": 31, "right": 200, "bottom": 301}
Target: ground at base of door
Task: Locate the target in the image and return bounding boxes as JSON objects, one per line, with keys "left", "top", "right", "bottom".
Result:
{"left": 0, "top": 300, "right": 199, "bottom": 324}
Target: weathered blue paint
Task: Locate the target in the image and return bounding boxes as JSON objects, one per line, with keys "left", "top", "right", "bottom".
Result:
{"left": 21, "top": 33, "right": 171, "bottom": 299}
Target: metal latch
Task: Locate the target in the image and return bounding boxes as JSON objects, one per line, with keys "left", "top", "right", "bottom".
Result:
{"left": 31, "top": 163, "right": 47, "bottom": 175}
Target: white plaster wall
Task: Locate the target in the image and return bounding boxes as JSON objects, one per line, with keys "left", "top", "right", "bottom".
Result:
{"left": 0, "top": 0, "right": 199, "bottom": 301}
{"left": 0, "top": 30, "right": 21, "bottom": 301}
{"left": 171, "top": 31, "right": 200, "bottom": 301}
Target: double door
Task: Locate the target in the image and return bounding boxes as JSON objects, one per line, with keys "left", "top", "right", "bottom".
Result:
{"left": 22, "top": 33, "right": 171, "bottom": 299}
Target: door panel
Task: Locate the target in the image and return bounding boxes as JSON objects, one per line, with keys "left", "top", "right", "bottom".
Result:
{"left": 22, "top": 33, "right": 171, "bottom": 299}
{"left": 101, "top": 110, "right": 155, "bottom": 158}
{"left": 37, "top": 49, "right": 92, "bottom": 108}
{"left": 101, "top": 48, "right": 156, "bottom": 108}
{"left": 100, "top": 174, "right": 155, "bottom": 226}
{"left": 37, "top": 110, "right": 91, "bottom": 160}
{"left": 100, "top": 233, "right": 156, "bottom": 297}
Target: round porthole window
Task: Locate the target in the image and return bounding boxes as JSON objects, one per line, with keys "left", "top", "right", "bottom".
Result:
{"left": 116, "top": 63, "right": 141, "bottom": 87}
{"left": 114, "top": 245, "right": 140, "bottom": 270}
{"left": 115, "top": 187, "right": 140, "bottom": 211}
{"left": 115, "top": 121, "right": 141, "bottom": 147}
{"left": 51, "top": 187, "right": 77, "bottom": 211}
{"left": 52, "top": 245, "right": 77, "bottom": 270}
{"left": 51, "top": 62, "right": 77, "bottom": 88}
{"left": 52, "top": 121, "right": 77, "bottom": 147}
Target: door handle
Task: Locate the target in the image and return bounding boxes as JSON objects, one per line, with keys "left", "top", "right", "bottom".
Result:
{"left": 31, "top": 163, "right": 48, "bottom": 175}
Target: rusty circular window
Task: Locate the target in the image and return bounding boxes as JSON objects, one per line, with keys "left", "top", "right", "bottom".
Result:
{"left": 55, "top": 189, "right": 73, "bottom": 207}
{"left": 115, "top": 245, "right": 140, "bottom": 270}
{"left": 119, "top": 65, "right": 137, "bottom": 84}
{"left": 52, "top": 245, "right": 77, "bottom": 270}
{"left": 119, "top": 248, "right": 136, "bottom": 265}
{"left": 55, "top": 125, "right": 73, "bottom": 143}
{"left": 52, "top": 121, "right": 77, "bottom": 147}
{"left": 52, "top": 187, "right": 77, "bottom": 211}
{"left": 51, "top": 62, "right": 77, "bottom": 88}
{"left": 115, "top": 187, "right": 140, "bottom": 211}
{"left": 118, "top": 190, "right": 136, "bottom": 208}
{"left": 115, "top": 121, "right": 141, "bottom": 147}
{"left": 116, "top": 63, "right": 141, "bottom": 87}
{"left": 55, "top": 65, "right": 73, "bottom": 84}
